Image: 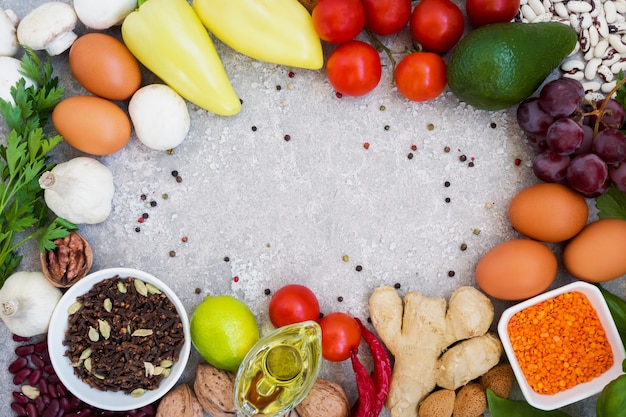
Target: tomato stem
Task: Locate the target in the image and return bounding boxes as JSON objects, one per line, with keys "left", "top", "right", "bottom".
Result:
{"left": 364, "top": 30, "right": 416, "bottom": 86}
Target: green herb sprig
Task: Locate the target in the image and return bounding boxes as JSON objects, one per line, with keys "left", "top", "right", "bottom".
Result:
{"left": 0, "top": 48, "right": 76, "bottom": 287}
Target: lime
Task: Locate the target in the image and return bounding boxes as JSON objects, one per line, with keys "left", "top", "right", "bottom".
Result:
{"left": 190, "top": 295, "right": 259, "bottom": 372}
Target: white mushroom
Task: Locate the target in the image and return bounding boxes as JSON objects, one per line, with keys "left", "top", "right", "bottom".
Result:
{"left": 0, "top": 9, "right": 19, "bottom": 56}
{"left": 129, "top": 84, "right": 191, "bottom": 151}
{"left": 73, "top": 0, "right": 137, "bottom": 30}
{"left": 0, "top": 56, "right": 36, "bottom": 104}
{"left": 17, "top": 2, "right": 78, "bottom": 56}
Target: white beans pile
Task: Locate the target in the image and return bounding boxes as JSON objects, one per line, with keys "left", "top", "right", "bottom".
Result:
{"left": 517, "top": 0, "right": 626, "bottom": 99}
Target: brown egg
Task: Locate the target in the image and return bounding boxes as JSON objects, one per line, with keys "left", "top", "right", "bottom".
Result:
{"left": 563, "top": 218, "right": 626, "bottom": 282}
{"left": 52, "top": 96, "right": 131, "bottom": 155}
{"left": 475, "top": 239, "right": 557, "bottom": 301}
{"left": 508, "top": 183, "right": 588, "bottom": 242}
{"left": 69, "top": 33, "right": 141, "bottom": 101}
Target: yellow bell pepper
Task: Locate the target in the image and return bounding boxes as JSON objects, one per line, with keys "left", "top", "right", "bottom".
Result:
{"left": 121, "top": 0, "right": 241, "bottom": 116}
{"left": 192, "top": 0, "right": 323, "bottom": 70}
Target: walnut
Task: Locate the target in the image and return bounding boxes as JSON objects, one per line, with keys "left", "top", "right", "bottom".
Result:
{"left": 295, "top": 378, "right": 350, "bottom": 417}
{"left": 156, "top": 383, "right": 203, "bottom": 417}
{"left": 194, "top": 363, "right": 236, "bottom": 417}
{"left": 40, "top": 231, "right": 93, "bottom": 287}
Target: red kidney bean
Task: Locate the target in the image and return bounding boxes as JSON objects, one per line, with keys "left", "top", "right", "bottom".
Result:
{"left": 36, "top": 396, "right": 46, "bottom": 414}
{"left": 56, "top": 383, "right": 68, "bottom": 398}
{"left": 43, "top": 398, "right": 59, "bottom": 417}
{"left": 13, "top": 391, "right": 30, "bottom": 405}
{"left": 43, "top": 365, "right": 55, "bottom": 375}
{"left": 49, "top": 373, "right": 60, "bottom": 384}
{"left": 13, "top": 334, "right": 31, "bottom": 342}
{"left": 40, "top": 349, "right": 51, "bottom": 364}
{"left": 28, "top": 368, "right": 43, "bottom": 385}
{"left": 15, "top": 344, "right": 35, "bottom": 356}
{"left": 59, "top": 397, "right": 72, "bottom": 412}
{"left": 38, "top": 378, "right": 49, "bottom": 395}
{"left": 34, "top": 340, "right": 48, "bottom": 353}
{"left": 11, "top": 401, "right": 27, "bottom": 415}
{"left": 26, "top": 402, "right": 38, "bottom": 417}
{"left": 134, "top": 412, "right": 147, "bottom": 417}
{"left": 13, "top": 367, "right": 33, "bottom": 385}
{"left": 48, "top": 383, "right": 58, "bottom": 399}
{"left": 32, "top": 353, "right": 46, "bottom": 369}
{"left": 69, "top": 396, "right": 81, "bottom": 409}
{"left": 9, "top": 356, "right": 29, "bottom": 373}
{"left": 42, "top": 394, "right": 51, "bottom": 406}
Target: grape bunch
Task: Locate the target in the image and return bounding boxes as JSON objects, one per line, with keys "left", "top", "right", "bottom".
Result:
{"left": 517, "top": 78, "right": 626, "bottom": 197}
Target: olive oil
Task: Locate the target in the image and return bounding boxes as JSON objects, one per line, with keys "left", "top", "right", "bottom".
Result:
{"left": 234, "top": 321, "right": 322, "bottom": 417}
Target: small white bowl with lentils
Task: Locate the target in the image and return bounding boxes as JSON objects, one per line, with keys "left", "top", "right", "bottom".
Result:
{"left": 47, "top": 267, "right": 191, "bottom": 411}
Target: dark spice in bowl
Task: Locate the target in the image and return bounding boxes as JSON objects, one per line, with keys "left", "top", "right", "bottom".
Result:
{"left": 63, "top": 275, "right": 185, "bottom": 395}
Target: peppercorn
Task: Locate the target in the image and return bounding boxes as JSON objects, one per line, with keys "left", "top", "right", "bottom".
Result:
{"left": 140, "top": 194, "right": 147, "bottom": 201}
{"left": 363, "top": 142, "right": 370, "bottom": 150}
{"left": 427, "top": 123, "right": 435, "bottom": 131}
{"left": 288, "top": 71, "right": 295, "bottom": 78}
{"left": 337, "top": 296, "right": 344, "bottom": 302}
{"left": 356, "top": 265, "right": 363, "bottom": 272}
{"left": 411, "top": 144, "right": 417, "bottom": 151}
{"left": 468, "top": 161, "right": 475, "bottom": 167}
{"left": 264, "top": 288, "right": 271, "bottom": 295}
{"left": 150, "top": 201, "right": 157, "bottom": 207}
{"left": 515, "top": 158, "right": 522, "bottom": 166}
{"left": 448, "top": 271, "right": 455, "bottom": 277}
{"left": 459, "top": 155, "right": 467, "bottom": 162}
{"left": 252, "top": 126, "right": 257, "bottom": 131}
{"left": 167, "top": 149, "right": 175, "bottom": 155}
{"left": 384, "top": 125, "right": 390, "bottom": 131}
{"left": 135, "top": 227, "right": 141, "bottom": 233}
{"left": 181, "top": 236, "right": 188, "bottom": 243}
{"left": 490, "top": 122, "right": 497, "bottom": 128}
{"left": 142, "top": 213, "right": 149, "bottom": 219}
{"left": 169, "top": 250, "right": 176, "bottom": 257}
{"left": 379, "top": 105, "right": 386, "bottom": 111}
{"left": 394, "top": 283, "right": 401, "bottom": 289}
{"left": 195, "top": 288, "right": 201, "bottom": 294}
{"left": 224, "top": 256, "right": 230, "bottom": 262}
{"left": 342, "top": 255, "right": 349, "bottom": 262}
{"left": 284, "top": 134, "right": 291, "bottom": 142}
{"left": 445, "top": 197, "right": 451, "bottom": 203}
{"left": 276, "top": 85, "right": 282, "bottom": 91}
{"left": 444, "top": 146, "right": 450, "bottom": 153}
{"left": 407, "top": 153, "right": 413, "bottom": 160}
{"left": 444, "top": 181, "right": 450, "bottom": 187}
{"left": 171, "top": 170, "right": 178, "bottom": 177}
{"left": 176, "top": 175, "right": 183, "bottom": 183}
{"left": 162, "top": 193, "right": 168, "bottom": 199}
{"left": 460, "top": 243, "right": 468, "bottom": 251}
{"left": 335, "top": 92, "right": 343, "bottom": 98}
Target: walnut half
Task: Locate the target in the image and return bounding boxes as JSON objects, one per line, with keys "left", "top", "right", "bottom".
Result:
{"left": 40, "top": 231, "right": 93, "bottom": 287}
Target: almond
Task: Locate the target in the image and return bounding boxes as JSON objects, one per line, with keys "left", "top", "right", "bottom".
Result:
{"left": 296, "top": 378, "right": 350, "bottom": 417}
{"left": 194, "top": 363, "right": 236, "bottom": 417}
{"left": 156, "top": 383, "right": 203, "bottom": 417}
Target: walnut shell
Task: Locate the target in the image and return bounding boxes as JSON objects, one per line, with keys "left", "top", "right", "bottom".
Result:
{"left": 296, "top": 378, "right": 350, "bottom": 417}
{"left": 40, "top": 230, "right": 93, "bottom": 288}
{"left": 156, "top": 383, "right": 203, "bottom": 417}
{"left": 194, "top": 363, "right": 236, "bottom": 417}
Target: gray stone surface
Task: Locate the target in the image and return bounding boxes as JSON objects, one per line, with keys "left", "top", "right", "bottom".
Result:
{"left": 1, "top": 0, "right": 623, "bottom": 416}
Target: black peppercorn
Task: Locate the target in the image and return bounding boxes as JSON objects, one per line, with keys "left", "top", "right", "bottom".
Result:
{"left": 355, "top": 265, "right": 363, "bottom": 272}
{"left": 394, "top": 283, "right": 401, "bottom": 289}
{"left": 264, "top": 288, "right": 271, "bottom": 295}
{"left": 171, "top": 170, "right": 178, "bottom": 177}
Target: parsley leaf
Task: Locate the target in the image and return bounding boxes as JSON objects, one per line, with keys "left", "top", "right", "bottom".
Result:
{"left": 0, "top": 47, "right": 75, "bottom": 287}
{"left": 596, "top": 185, "right": 626, "bottom": 221}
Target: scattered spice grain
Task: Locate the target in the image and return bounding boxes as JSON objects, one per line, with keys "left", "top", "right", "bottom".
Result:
{"left": 515, "top": 158, "right": 522, "bottom": 166}
{"left": 264, "top": 289, "right": 271, "bottom": 296}
{"left": 459, "top": 155, "right": 467, "bottom": 162}
{"left": 394, "top": 283, "right": 401, "bottom": 289}
{"left": 448, "top": 271, "right": 455, "bottom": 277}
{"left": 490, "top": 122, "right": 497, "bottom": 128}
{"left": 363, "top": 142, "right": 370, "bottom": 150}
{"left": 169, "top": 250, "right": 176, "bottom": 257}
{"left": 337, "top": 296, "right": 344, "bottom": 302}
{"left": 384, "top": 125, "right": 390, "bottom": 131}
{"left": 195, "top": 288, "right": 201, "bottom": 294}
{"left": 445, "top": 197, "right": 451, "bottom": 203}
{"left": 444, "top": 181, "right": 450, "bottom": 187}
{"left": 171, "top": 170, "right": 178, "bottom": 177}
{"left": 276, "top": 85, "right": 282, "bottom": 91}
{"left": 150, "top": 201, "right": 157, "bottom": 207}
{"left": 135, "top": 227, "right": 141, "bottom": 233}
{"left": 288, "top": 71, "right": 295, "bottom": 78}
{"left": 140, "top": 194, "right": 147, "bottom": 201}
{"left": 411, "top": 144, "right": 417, "bottom": 151}
{"left": 142, "top": 213, "right": 149, "bottom": 219}
{"left": 175, "top": 175, "right": 183, "bottom": 183}
{"left": 379, "top": 105, "right": 386, "bottom": 111}
{"left": 284, "top": 134, "right": 291, "bottom": 142}
{"left": 444, "top": 146, "right": 450, "bottom": 153}
{"left": 507, "top": 291, "right": 613, "bottom": 395}
{"left": 224, "top": 256, "right": 230, "bottom": 262}
{"left": 460, "top": 243, "right": 468, "bottom": 251}
{"left": 407, "top": 153, "right": 413, "bottom": 160}
{"left": 355, "top": 265, "right": 363, "bottom": 272}
{"left": 181, "top": 236, "right": 188, "bottom": 243}
{"left": 427, "top": 123, "right": 435, "bottom": 131}
{"left": 252, "top": 126, "right": 257, "bottom": 132}
{"left": 342, "top": 255, "right": 349, "bottom": 262}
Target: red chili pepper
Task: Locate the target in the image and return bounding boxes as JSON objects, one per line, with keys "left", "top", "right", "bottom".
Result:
{"left": 350, "top": 347, "right": 377, "bottom": 417}
{"left": 355, "top": 318, "right": 392, "bottom": 415}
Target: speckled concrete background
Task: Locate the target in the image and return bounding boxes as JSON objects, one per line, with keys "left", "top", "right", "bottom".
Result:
{"left": 1, "top": 0, "right": 624, "bottom": 416}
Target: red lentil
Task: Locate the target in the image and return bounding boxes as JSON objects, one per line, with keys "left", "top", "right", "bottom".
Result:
{"left": 507, "top": 291, "right": 613, "bottom": 395}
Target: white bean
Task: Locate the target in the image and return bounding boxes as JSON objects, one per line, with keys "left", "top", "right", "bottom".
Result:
{"left": 591, "top": 0, "right": 602, "bottom": 17}
{"left": 609, "top": 34, "right": 626, "bottom": 53}
{"left": 594, "top": 39, "right": 610, "bottom": 57}
{"left": 568, "top": 1, "right": 593, "bottom": 13}
{"left": 595, "top": 15, "right": 610, "bottom": 37}
{"left": 602, "top": 48, "right": 622, "bottom": 66}
{"left": 582, "top": 80, "right": 602, "bottom": 92}
{"left": 533, "top": 12, "right": 554, "bottom": 22}
{"left": 528, "top": 0, "right": 546, "bottom": 14}
{"left": 589, "top": 24, "right": 600, "bottom": 46}
{"left": 571, "top": 13, "right": 582, "bottom": 32}
{"left": 585, "top": 57, "right": 603, "bottom": 79}
{"left": 521, "top": 4, "right": 537, "bottom": 20}
{"left": 597, "top": 64, "right": 614, "bottom": 81}
{"left": 581, "top": 12, "right": 594, "bottom": 30}
{"left": 610, "top": 59, "right": 626, "bottom": 73}
{"left": 601, "top": 81, "right": 617, "bottom": 93}
{"left": 520, "top": 0, "right": 528, "bottom": 5}
{"left": 604, "top": 1, "right": 618, "bottom": 23}
{"left": 614, "top": 0, "right": 626, "bottom": 13}
{"left": 542, "top": 0, "right": 553, "bottom": 12}
{"left": 580, "top": 29, "right": 591, "bottom": 52}
{"left": 563, "top": 71, "right": 586, "bottom": 80}
{"left": 553, "top": 1, "right": 569, "bottom": 17}
{"left": 561, "top": 58, "right": 586, "bottom": 72}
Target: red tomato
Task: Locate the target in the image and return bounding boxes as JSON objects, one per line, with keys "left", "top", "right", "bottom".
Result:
{"left": 395, "top": 52, "right": 447, "bottom": 102}
{"left": 362, "top": 0, "right": 412, "bottom": 36}
{"left": 326, "top": 40, "right": 382, "bottom": 97}
{"left": 312, "top": 0, "right": 366, "bottom": 44}
{"left": 268, "top": 284, "right": 320, "bottom": 328}
{"left": 319, "top": 312, "right": 362, "bottom": 362}
{"left": 410, "top": 0, "right": 464, "bottom": 54}
{"left": 466, "top": 0, "right": 520, "bottom": 27}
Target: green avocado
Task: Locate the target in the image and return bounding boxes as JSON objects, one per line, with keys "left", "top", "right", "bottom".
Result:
{"left": 447, "top": 22, "right": 577, "bottom": 111}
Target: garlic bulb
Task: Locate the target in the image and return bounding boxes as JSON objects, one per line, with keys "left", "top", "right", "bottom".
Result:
{"left": 39, "top": 156, "right": 115, "bottom": 224}
{"left": 0, "top": 271, "right": 63, "bottom": 337}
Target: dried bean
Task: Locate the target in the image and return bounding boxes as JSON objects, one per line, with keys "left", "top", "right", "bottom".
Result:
{"left": 13, "top": 334, "right": 31, "bottom": 342}
{"left": 26, "top": 402, "right": 38, "bottom": 417}
{"left": 44, "top": 365, "right": 55, "bottom": 375}
{"left": 28, "top": 368, "right": 43, "bottom": 386}
{"left": 13, "top": 391, "right": 29, "bottom": 404}
{"left": 35, "top": 340, "right": 48, "bottom": 353}
{"left": 49, "top": 373, "right": 60, "bottom": 384}
{"left": 9, "top": 356, "right": 28, "bottom": 373}
{"left": 56, "top": 383, "right": 67, "bottom": 398}
{"left": 11, "top": 402, "right": 27, "bottom": 415}
{"left": 15, "top": 344, "right": 35, "bottom": 356}
{"left": 43, "top": 398, "right": 60, "bottom": 417}
{"left": 59, "top": 397, "right": 72, "bottom": 412}
{"left": 48, "top": 383, "right": 58, "bottom": 399}
{"left": 38, "top": 378, "right": 49, "bottom": 396}
{"left": 14, "top": 367, "right": 33, "bottom": 385}
{"left": 32, "top": 353, "right": 46, "bottom": 369}
{"left": 42, "top": 394, "right": 51, "bottom": 406}
{"left": 36, "top": 396, "right": 46, "bottom": 414}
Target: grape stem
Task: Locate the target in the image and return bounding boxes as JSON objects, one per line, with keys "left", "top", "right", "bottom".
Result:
{"left": 582, "top": 77, "right": 626, "bottom": 137}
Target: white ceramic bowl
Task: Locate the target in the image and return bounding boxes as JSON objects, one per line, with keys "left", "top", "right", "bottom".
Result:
{"left": 48, "top": 267, "right": 191, "bottom": 411}
{"left": 498, "top": 281, "right": 626, "bottom": 410}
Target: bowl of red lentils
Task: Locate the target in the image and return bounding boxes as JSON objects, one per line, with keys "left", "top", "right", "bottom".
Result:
{"left": 498, "top": 281, "right": 626, "bottom": 410}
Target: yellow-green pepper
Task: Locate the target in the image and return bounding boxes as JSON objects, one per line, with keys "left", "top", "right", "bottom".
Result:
{"left": 192, "top": 0, "right": 323, "bottom": 70}
{"left": 122, "top": 0, "right": 241, "bottom": 116}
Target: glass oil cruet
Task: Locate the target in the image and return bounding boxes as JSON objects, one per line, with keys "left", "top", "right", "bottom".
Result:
{"left": 234, "top": 320, "right": 322, "bottom": 417}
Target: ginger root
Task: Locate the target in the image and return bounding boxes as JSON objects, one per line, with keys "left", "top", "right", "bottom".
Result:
{"left": 369, "top": 286, "right": 502, "bottom": 417}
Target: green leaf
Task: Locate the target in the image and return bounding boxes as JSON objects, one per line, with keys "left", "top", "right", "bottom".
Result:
{"left": 596, "top": 185, "right": 626, "bottom": 220}
{"left": 38, "top": 217, "right": 77, "bottom": 253}
{"left": 487, "top": 390, "right": 573, "bottom": 417}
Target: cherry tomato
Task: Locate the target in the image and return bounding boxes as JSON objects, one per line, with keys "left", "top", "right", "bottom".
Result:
{"left": 410, "top": 0, "right": 464, "bottom": 54}
{"left": 319, "top": 312, "right": 362, "bottom": 362}
{"left": 268, "top": 284, "right": 320, "bottom": 328}
{"left": 326, "top": 40, "right": 382, "bottom": 97}
{"left": 361, "top": 0, "right": 412, "bottom": 36}
{"left": 466, "top": 0, "right": 521, "bottom": 27}
{"left": 395, "top": 52, "right": 447, "bottom": 102}
{"left": 312, "top": 0, "right": 366, "bottom": 44}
